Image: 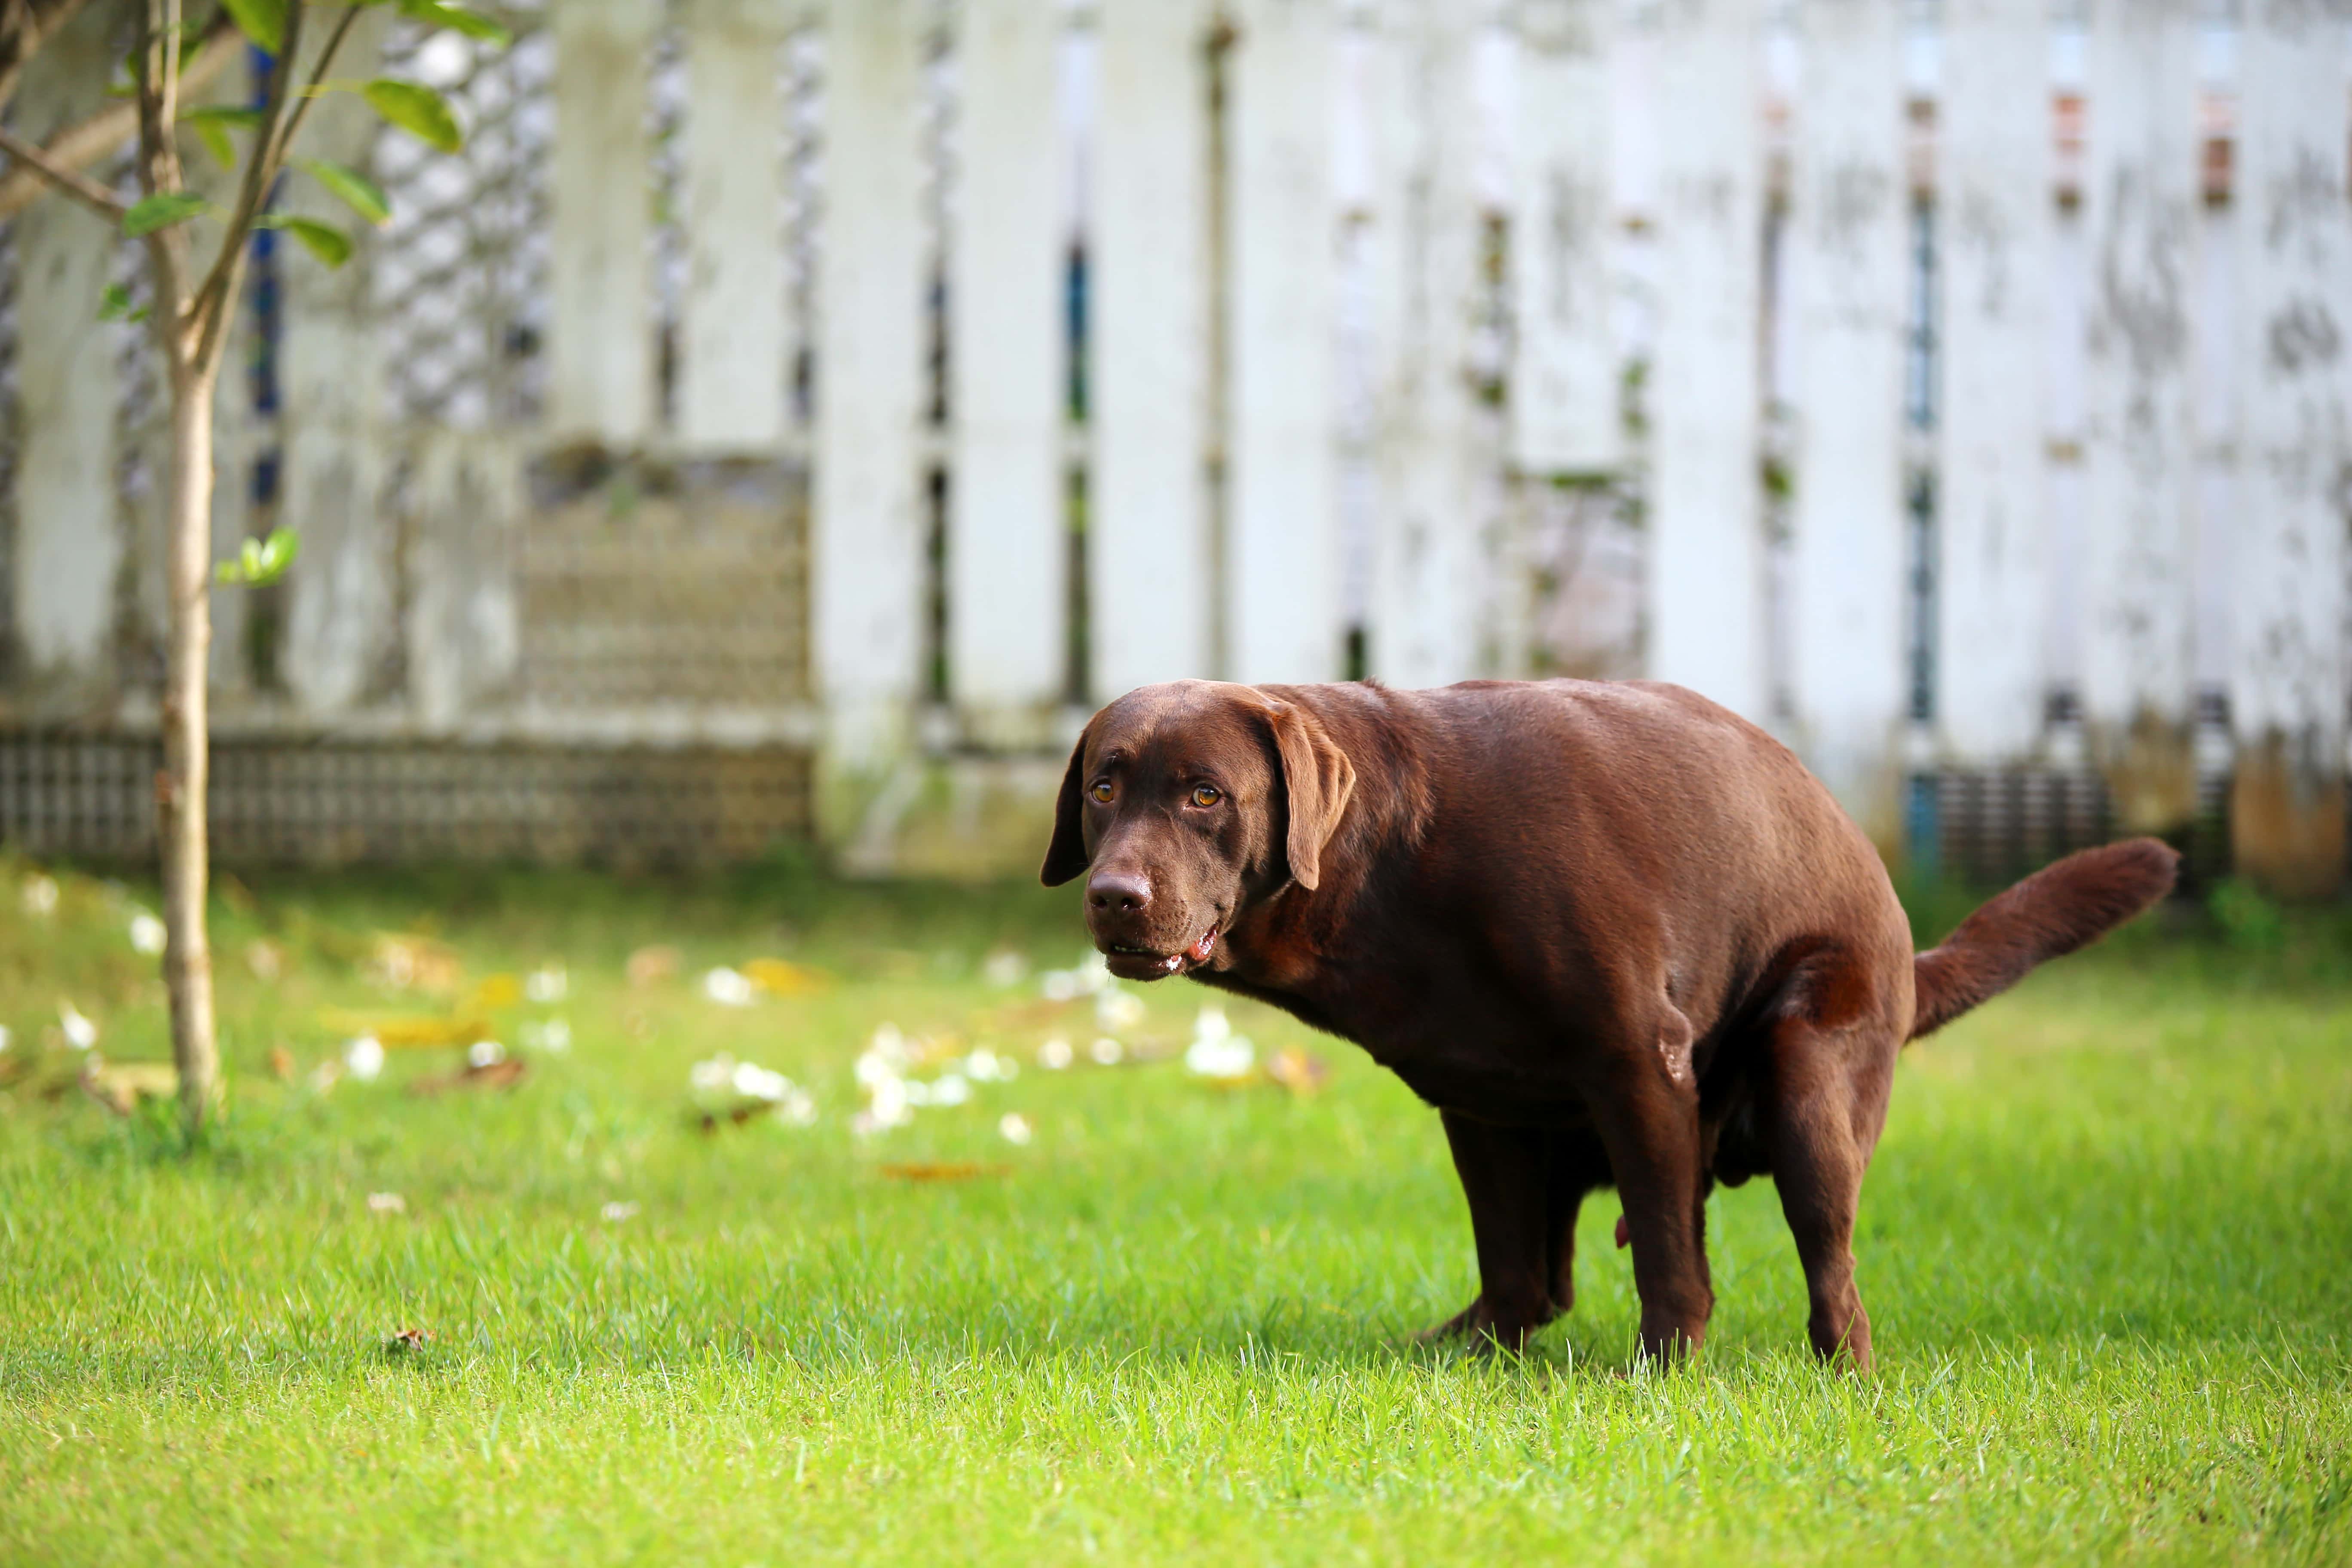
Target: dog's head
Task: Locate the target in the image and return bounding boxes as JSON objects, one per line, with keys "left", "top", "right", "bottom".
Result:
{"left": 1040, "top": 681, "right": 1356, "bottom": 981}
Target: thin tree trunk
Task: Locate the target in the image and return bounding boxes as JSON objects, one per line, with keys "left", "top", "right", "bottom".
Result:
{"left": 162, "top": 356, "right": 218, "bottom": 1133}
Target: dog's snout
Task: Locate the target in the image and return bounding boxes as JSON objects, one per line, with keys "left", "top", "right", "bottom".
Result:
{"left": 1087, "top": 870, "right": 1153, "bottom": 916}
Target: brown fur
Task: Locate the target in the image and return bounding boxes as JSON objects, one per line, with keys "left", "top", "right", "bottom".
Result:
{"left": 1044, "top": 679, "right": 2176, "bottom": 1368}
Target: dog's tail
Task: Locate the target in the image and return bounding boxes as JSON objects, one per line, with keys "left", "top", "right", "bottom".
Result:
{"left": 1908, "top": 838, "right": 2179, "bottom": 1041}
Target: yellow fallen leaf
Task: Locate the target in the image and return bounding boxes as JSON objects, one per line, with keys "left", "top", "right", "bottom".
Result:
{"left": 316, "top": 1009, "right": 492, "bottom": 1048}
{"left": 469, "top": 973, "right": 522, "bottom": 1010}
{"left": 742, "top": 958, "right": 831, "bottom": 996}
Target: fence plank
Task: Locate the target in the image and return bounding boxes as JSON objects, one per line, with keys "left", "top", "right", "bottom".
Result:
{"left": 680, "top": 0, "right": 789, "bottom": 449}
{"left": 1937, "top": 0, "right": 2050, "bottom": 764}
{"left": 2079, "top": 0, "right": 2197, "bottom": 831}
{"left": 404, "top": 431, "right": 522, "bottom": 730}
{"left": 1369, "top": 0, "right": 1490, "bottom": 688}
{"left": 1510, "top": 0, "right": 1617, "bottom": 474}
{"left": 281, "top": 7, "right": 395, "bottom": 717}
{"left": 1227, "top": 0, "right": 1340, "bottom": 684}
{"left": 1091, "top": 0, "right": 1212, "bottom": 698}
{"left": 549, "top": 0, "right": 656, "bottom": 445}
{"left": 2229, "top": 3, "right": 2352, "bottom": 896}
{"left": 949, "top": 0, "right": 1066, "bottom": 733}
{"left": 815, "top": 0, "right": 926, "bottom": 766}
{"left": 1786, "top": 0, "right": 1907, "bottom": 837}
{"left": 9, "top": 4, "right": 119, "bottom": 697}
{"left": 1647, "top": 0, "right": 1765, "bottom": 719}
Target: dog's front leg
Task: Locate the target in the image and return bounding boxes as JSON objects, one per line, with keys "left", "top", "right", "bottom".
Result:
{"left": 1584, "top": 1006, "right": 1713, "bottom": 1363}
{"left": 1418, "top": 1111, "right": 1556, "bottom": 1351}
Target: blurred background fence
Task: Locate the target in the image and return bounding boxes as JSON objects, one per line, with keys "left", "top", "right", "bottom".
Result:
{"left": 0, "top": 0, "right": 2345, "bottom": 889}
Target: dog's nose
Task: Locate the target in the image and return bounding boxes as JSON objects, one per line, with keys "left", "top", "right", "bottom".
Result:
{"left": 1087, "top": 870, "right": 1152, "bottom": 915}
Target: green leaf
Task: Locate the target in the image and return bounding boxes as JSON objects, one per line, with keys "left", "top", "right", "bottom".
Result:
{"left": 254, "top": 213, "right": 355, "bottom": 267}
{"left": 190, "top": 118, "right": 233, "bottom": 169}
{"left": 219, "top": 0, "right": 287, "bottom": 53}
{"left": 182, "top": 105, "right": 267, "bottom": 170}
{"left": 184, "top": 104, "right": 269, "bottom": 131}
{"left": 363, "top": 78, "right": 464, "bottom": 153}
{"left": 122, "top": 191, "right": 211, "bottom": 237}
{"left": 395, "top": 0, "right": 512, "bottom": 46}
{"left": 295, "top": 158, "right": 391, "bottom": 226}
{"left": 98, "top": 283, "right": 134, "bottom": 321}
{"left": 216, "top": 528, "right": 301, "bottom": 588}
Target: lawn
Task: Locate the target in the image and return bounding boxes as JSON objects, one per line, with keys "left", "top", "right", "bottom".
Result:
{"left": 0, "top": 853, "right": 2346, "bottom": 1564}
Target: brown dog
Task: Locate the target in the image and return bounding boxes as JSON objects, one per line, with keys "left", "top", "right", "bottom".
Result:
{"left": 1042, "top": 679, "right": 2177, "bottom": 1368}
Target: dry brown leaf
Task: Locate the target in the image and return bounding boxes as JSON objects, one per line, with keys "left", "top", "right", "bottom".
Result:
{"left": 626, "top": 945, "right": 682, "bottom": 988}
{"left": 217, "top": 874, "right": 257, "bottom": 916}
{"left": 80, "top": 1060, "right": 177, "bottom": 1116}
{"left": 268, "top": 1045, "right": 295, "bottom": 1082}
{"left": 1266, "top": 1047, "right": 1331, "bottom": 1096}
{"left": 384, "top": 1327, "right": 432, "bottom": 1353}
{"left": 879, "top": 1161, "right": 1011, "bottom": 1183}
{"left": 364, "top": 933, "right": 464, "bottom": 995}
{"left": 409, "top": 1058, "right": 528, "bottom": 1098}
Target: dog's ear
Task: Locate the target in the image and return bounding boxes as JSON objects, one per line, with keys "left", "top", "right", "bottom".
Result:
{"left": 1264, "top": 701, "right": 1356, "bottom": 892}
{"left": 1040, "top": 720, "right": 1095, "bottom": 886}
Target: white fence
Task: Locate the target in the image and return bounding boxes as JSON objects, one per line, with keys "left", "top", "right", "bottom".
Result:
{"left": 0, "top": 0, "right": 2348, "bottom": 884}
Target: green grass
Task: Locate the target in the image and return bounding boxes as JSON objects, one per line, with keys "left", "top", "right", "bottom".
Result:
{"left": 0, "top": 855, "right": 2346, "bottom": 1564}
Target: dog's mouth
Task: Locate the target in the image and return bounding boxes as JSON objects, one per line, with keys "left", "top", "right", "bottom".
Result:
{"left": 1101, "top": 926, "right": 1219, "bottom": 981}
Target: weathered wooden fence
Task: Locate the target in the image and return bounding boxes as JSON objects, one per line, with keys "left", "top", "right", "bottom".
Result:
{"left": 0, "top": 0, "right": 2346, "bottom": 888}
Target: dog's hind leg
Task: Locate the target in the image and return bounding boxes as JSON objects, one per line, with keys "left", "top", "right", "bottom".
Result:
{"left": 1580, "top": 1003, "right": 1715, "bottom": 1363}
{"left": 1418, "top": 1112, "right": 1556, "bottom": 1350}
{"left": 1764, "top": 1014, "right": 1897, "bottom": 1372}
{"left": 1542, "top": 1130, "right": 1612, "bottom": 1317}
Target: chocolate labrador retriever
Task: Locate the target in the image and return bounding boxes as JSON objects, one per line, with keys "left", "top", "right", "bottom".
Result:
{"left": 1042, "top": 679, "right": 2176, "bottom": 1369}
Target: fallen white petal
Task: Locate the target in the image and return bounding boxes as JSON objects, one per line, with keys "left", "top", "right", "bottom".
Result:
{"left": 701, "top": 967, "right": 756, "bottom": 1007}
{"left": 346, "top": 1035, "right": 386, "bottom": 1081}
{"left": 367, "top": 1191, "right": 406, "bottom": 1214}
{"left": 1096, "top": 987, "right": 1146, "bottom": 1032}
{"left": 128, "top": 911, "right": 167, "bottom": 956}
{"left": 59, "top": 1003, "right": 98, "bottom": 1051}
{"left": 732, "top": 1061, "right": 791, "bottom": 1102}
{"left": 20, "top": 875, "right": 58, "bottom": 918}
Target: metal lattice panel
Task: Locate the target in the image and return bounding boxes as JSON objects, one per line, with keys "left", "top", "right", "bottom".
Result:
{"left": 374, "top": 5, "right": 554, "bottom": 428}
{"left": 518, "top": 453, "right": 810, "bottom": 708}
{"left": 0, "top": 729, "right": 811, "bottom": 866}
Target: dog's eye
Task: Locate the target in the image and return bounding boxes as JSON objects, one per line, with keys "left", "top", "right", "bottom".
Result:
{"left": 1089, "top": 781, "right": 1114, "bottom": 804}
{"left": 1190, "top": 784, "right": 1222, "bottom": 808}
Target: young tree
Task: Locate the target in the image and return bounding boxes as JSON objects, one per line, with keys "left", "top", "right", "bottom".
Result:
{"left": 0, "top": 0, "right": 505, "bottom": 1135}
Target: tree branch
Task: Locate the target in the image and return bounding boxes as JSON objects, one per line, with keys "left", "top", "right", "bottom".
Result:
{"left": 255, "top": 2, "right": 359, "bottom": 181}
{"left": 185, "top": 0, "right": 314, "bottom": 368}
{"left": 135, "top": 0, "right": 196, "bottom": 372}
{"left": 0, "top": 18, "right": 239, "bottom": 221}
{"left": 0, "top": 118, "right": 127, "bottom": 219}
{"left": 188, "top": 0, "right": 360, "bottom": 372}
{"left": 0, "top": 0, "right": 93, "bottom": 119}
